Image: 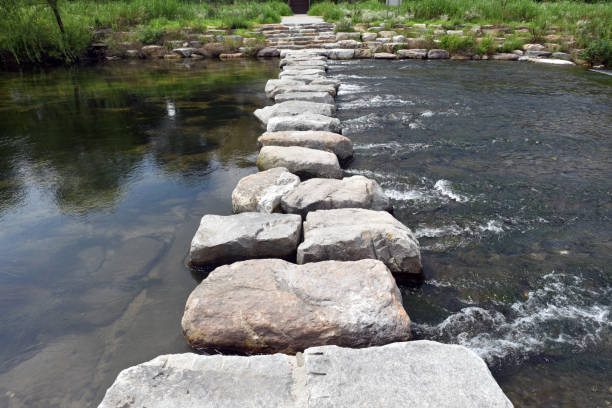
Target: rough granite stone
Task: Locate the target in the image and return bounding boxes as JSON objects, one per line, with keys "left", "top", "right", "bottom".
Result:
{"left": 274, "top": 91, "right": 335, "bottom": 105}
{"left": 427, "top": 49, "right": 450, "bottom": 59}
{"left": 99, "top": 341, "right": 513, "bottom": 407}
{"left": 188, "top": 212, "right": 301, "bottom": 266}
{"left": 281, "top": 176, "right": 391, "bottom": 218}
{"left": 257, "top": 146, "right": 343, "bottom": 179}
{"left": 268, "top": 84, "right": 337, "bottom": 98}
{"left": 258, "top": 131, "right": 352, "bottom": 161}
{"left": 398, "top": 49, "right": 428, "bottom": 59}
{"left": 232, "top": 167, "right": 300, "bottom": 213}
{"left": 181, "top": 259, "right": 411, "bottom": 353}
{"left": 297, "top": 208, "right": 422, "bottom": 274}
{"left": 254, "top": 102, "right": 336, "bottom": 126}
{"left": 266, "top": 114, "right": 341, "bottom": 134}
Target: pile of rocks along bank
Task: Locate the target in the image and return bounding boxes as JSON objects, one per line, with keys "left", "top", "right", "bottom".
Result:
{"left": 99, "top": 22, "right": 586, "bottom": 67}
{"left": 99, "top": 45, "right": 514, "bottom": 408}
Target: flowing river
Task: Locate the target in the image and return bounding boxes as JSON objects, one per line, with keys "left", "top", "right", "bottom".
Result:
{"left": 0, "top": 59, "right": 610, "bottom": 407}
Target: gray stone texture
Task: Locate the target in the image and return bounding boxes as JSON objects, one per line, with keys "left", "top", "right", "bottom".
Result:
{"left": 232, "top": 167, "right": 300, "bottom": 213}
{"left": 258, "top": 131, "right": 352, "bottom": 161}
{"left": 257, "top": 145, "right": 343, "bottom": 179}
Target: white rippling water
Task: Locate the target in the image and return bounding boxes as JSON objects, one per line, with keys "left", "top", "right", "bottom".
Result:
{"left": 414, "top": 272, "right": 612, "bottom": 366}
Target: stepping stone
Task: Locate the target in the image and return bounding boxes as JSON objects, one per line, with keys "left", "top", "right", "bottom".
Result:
{"left": 310, "top": 77, "right": 341, "bottom": 89}
{"left": 268, "top": 84, "right": 337, "bottom": 98}
{"left": 188, "top": 212, "right": 301, "bottom": 267}
{"left": 181, "top": 258, "right": 411, "bottom": 354}
{"left": 254, "top": 101, "right": 336, "bottom": 126}
{"left": 267, "top": 114, "right": 341, "bottom": 134}
{"left": 265, "top": 78, "right": 306, "bottom": 98}
{"left": 274, "top": 91, "right": 335, "bottom": 105}
{"left": 374, "top": 52, "right": 398, "bottom": 59}
{"left": 257, "top": 145, "right": 342, "bottom": 179}
{"left": 258, "top": 130, "right": 352, "bottom": 160}
{"left": 100, "top": 341, "right": 513, "bottom": 408}
{"left": 281, "top": 176, "right": 391, "bottom": 218}
{"left": 297, "top": 208, "right": 422, "bottom": 274}
{"left": 328, "top": 49, "right": 355, "bottom": 59}
{"left": 280, "top": 58, "right": 327, "bottom": 67}
{"left": 278, "top": 68, "right": 326, "bottom": 79}
{"left": 232, "top": 167, "right": 300, "bottom": 213}
{"left": 281, "top": 66, "right": 326, "bottom": 74}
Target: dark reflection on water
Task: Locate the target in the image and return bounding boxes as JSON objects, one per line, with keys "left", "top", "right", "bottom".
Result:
{"left": 331, "top": 60, "right": 611, "bottom": 406}
{"left": 0, "top": 59, "right": 277, "bottom": 407}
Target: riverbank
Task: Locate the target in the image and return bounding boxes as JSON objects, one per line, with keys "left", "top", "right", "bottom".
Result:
{"left": 0, "top": 0, "right": 610, "bottom": 69}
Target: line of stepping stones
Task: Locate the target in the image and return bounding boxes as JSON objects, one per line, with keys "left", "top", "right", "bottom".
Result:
{"left": 99, "top": 46, "right": 514, "bottom": 407}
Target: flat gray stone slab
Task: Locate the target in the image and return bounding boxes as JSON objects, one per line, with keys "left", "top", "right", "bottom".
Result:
{"left": 258, "top": 130, "right": 352, "bottom": 160}
{"left": 279, "top": 68, "right": 326, "bottom": 79}
{"left": 181, "top": 258, "right": 411, "bottom": 354}
{"left": 257, "top": 145, "right": 342, "bottom": 179}
{"left": 98, "top": 353, "right": 300, "bottom": 408}
{"left": 281, "top": 15, "right": 325, "bottom": 25}
{"left": 188, "top": 212, "right": 301, "bottom": 267}
{"left": 99, "top": 341, "right": 513, "bottom": 408}
{"left": 265, "top": 78, "right": 306, "bottom": 98}
{"left": 275, "top": 84, "right": 337, "bottom": 97}
{"left": 232, "top": 167, "right": 300, "bottom": 213}
{"left": 267, "top": 114, "right": 341, "bottom": 133}
{"left": 282, "top": 176, "right": 391, "bottom": 218}
{"left": 254, "top": 101, "right": 336, "bottom": 126}
{"left": 274, "top": 91, "right": 335, "bottom": 105}
{"left": 297, "top": 208, "right": 422, "bottom": 274}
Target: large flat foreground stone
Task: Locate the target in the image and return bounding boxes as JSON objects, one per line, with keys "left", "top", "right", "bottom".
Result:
{"left": 254, "top": 101, "right": 335, "bottom": 126}
{"left": 181, "top": 259, "right": 411, "bottom": 354}
{"left": 232, "top": 167, "right": 300, "bottom": 213}
{"left": 298, "top": 208, "right": 422, "bottom": 274}
{"left": 257, "top": 146, "right": 343, "bottom": 179}
{"left": 258, "top": 130, "right": 352, "bottom": 160}
{"left": 99, "top": 341, "right": 513, "bottom": 408}
{"left": 282, "top": 176, "right": 391, "bottom": 217}
{"left": 189, "top": 213, "right": 301, "bottom": 266}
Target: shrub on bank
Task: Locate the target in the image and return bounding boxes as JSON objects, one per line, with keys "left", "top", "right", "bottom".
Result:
{"left": 582, "top": 39, "right": 612, "bottom": 67}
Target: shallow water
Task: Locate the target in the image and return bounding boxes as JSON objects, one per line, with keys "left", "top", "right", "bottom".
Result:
{"left": 0, "top": 59, "right": 278, "bottom": 407}
{"left": 0, "top": 58, "right": 610, "bottom": 407}
{"left": 332, "top": 60, "right": 612, "bottom": 406}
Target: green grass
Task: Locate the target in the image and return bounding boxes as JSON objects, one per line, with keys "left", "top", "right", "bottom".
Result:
{"left": 0, "top": 0, "right": 292, "bottom": 66}
{"left": 439, "top": 34, "right": 476, "bottom": 53}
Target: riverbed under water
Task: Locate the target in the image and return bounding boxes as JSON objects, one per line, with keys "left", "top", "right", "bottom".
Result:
{"left": 0, "top": 59, "right": 610, "bottom": 407}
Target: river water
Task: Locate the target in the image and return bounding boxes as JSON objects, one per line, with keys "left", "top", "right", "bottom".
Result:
{"left": 0, "top": 59, "right": 610, "bottom": 407}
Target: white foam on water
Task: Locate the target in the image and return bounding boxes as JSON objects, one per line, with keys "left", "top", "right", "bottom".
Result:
{"left": 344, "top": 168, "right": 395, "bottom": 181}
{"left": 434, "top": 179, "right": 470, "bottom": 203}
{"left": 414, "top": 224, "right": 470, "bottom": 238}
{"left": 384, "top": 188, "right": 435, "bottom": 202}
{"left": 415, "top": 272, "right": 612, "bottom": 366}
{"left": 354, "top": 141, "right": 403, "bottom": 150}
{"left": 339, "top": 94, "right": 415, "bottom": 109}
{"left": 337, "top": 83, "right": 368, "bottom": 96}
{"left": 421, "top": 110, "right": 434, "bottom": 117}
{"left": 479, "top": 220, "right": 504, "bottom": 233}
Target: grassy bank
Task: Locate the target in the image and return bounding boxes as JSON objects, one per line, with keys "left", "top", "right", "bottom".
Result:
{"left": 0, "top": 0, "right": 292, "bottom": 66}
{"left": 1, "top": 0, "right": 611, "bottom": 67}
{"left": 309, "top": 0, "right": 611, "bottom": 65}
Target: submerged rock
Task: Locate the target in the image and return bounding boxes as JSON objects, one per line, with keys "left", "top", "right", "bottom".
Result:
{"left": 266, "top": 114, "right": 341, "bottom": 134}
{"left": 99, "top": 341, "right": 513, "bottom": 408}
{"left": 281, "top": 176, "right": 391, "bottom": 218}
{"left": 257, "top": 145, "right": 343, "bottom": 179}
{"left": 181, "top": 258, "right": 411, "bottom": 354}
{"left": 188, "top": 212, "right": 301, "bottom": 267}
{"left": 232, "top": 167, "right": 300, "bottom": 213}
{"left": 297, "top": 208, "right": 422, "bottom": 274}
{"left": 258, "top": 130, "right": 352, "bottom": 160}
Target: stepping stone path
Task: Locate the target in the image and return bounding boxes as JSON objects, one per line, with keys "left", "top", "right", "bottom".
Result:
{"left": 100, "top": 45, "right": 513, "bottom": 407}
{"left": 298, "top": 208, "right": 422, "bottom": 275}
{"left": 181, "top": 258, "right": 411, "bottom": 354}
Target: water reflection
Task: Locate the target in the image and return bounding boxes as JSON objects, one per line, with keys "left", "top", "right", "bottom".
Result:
{"left": 0, "top": 59, "right": 276, "bottom": 407}
{"left": 0, "top": 59, "right": 277, "bottom": 216}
